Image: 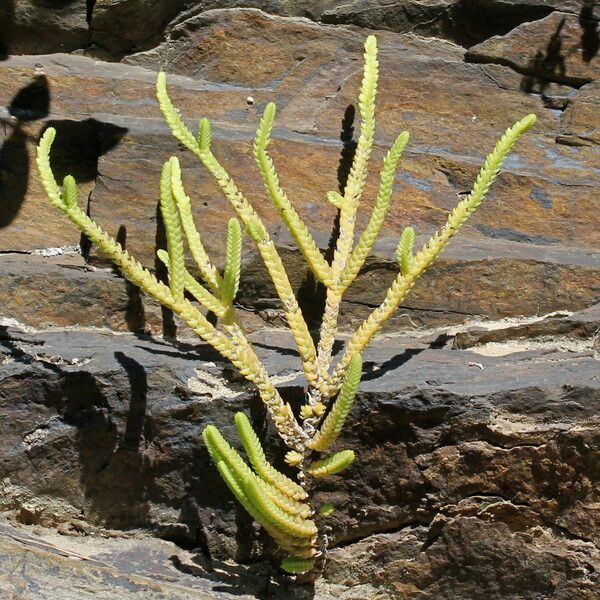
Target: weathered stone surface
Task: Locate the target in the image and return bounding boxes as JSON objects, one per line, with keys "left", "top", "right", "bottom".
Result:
{"left": 466, "top": 11, "right": 600, "bottom": 86}
{"left": 88, "top": 0, "right": 593, "bottom": 58}
{"left": 0, "top": 6, "right": 599, "bottom": 595}
{"left": 325, "top": 519, "right": 600, "bottom": 599}
{"left": 0, "top": 9, "right": 598, "bottom": 334}
{"left": 0, "top": 522, "right": 262, "bottom": 599}
{"left": 0, "top": 0, "right": 596, "bottom": 62}
{"left": 0, "top": 312, "right": 598, "bottom": 593}
{"left": 89, "top": 0, "right": 189, "bottom": 58}
{"left": 2, "top": 233, "right": 599, "bottom": 335}
{"left": 89, "top": 1, "right": 347, "bottom": 58}
{"left": 0, "top": 253, "right": 160, "bottom": 333}
{"left": 321, "top": 0, "right": 571, "bottom": 47}
{"left": 3, "top": 514, "right": 599, "bottom": 599}
{"left": 558, "top": 80, "right": 600, "bottom": 145}
{"left": 0, "top": 0, "right": 89, "bottom": 58}
{"left": 453, "top": 301, "right": 600, "bottom": 351}
{"left": 0, "top": 66, "right": 128, "bottom": 252}
{"left": 122, "top": 10, "right": 600, "bottom": 253}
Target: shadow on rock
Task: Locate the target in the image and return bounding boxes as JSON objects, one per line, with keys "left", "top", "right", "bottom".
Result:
{"left": 362, "top": 334, "right": 451, "bottom": 381}
{"left": 580, "top": 0, "right": 599, "bottom": 63}
{"left": 0, "top": 75, "right": 50, "bottom": 227}
{"left": 115, "top": 224, "right": 146, "bottom": 332}
{"left": 154, "top": 202, "right": 177, "bottom": 339}
{"left": 42, "top": 118, "right": 128, "bottom": 190}
{"left": 73, "top": 354, "right": 150, "bottom": 528}
{"left": 520, "top": 17, "right": 566, "bottom": 101}
{"left": 0, "top": 0, "right": 14, "bottom": 59}
{"left": 297, "top": 104, "right": 354, "bottom": 338}
{"left": 170, "top": 553, "right": 316, "bottom": 599}
{"left": 41, "top": 118, "right": 128, "bottom": 262}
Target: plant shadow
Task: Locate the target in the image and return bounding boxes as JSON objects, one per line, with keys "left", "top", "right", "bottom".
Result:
{"left": 169, "top": 552, "right": 316, "bottom": 599}
{"left": 362, "top": 333, "right": 452, "bottom": 381}
{"left": 0, "top": 75, "right": 50, "bottom": 228}
{"left": 580, "top": 0, "right": 599, "bottom": 64}
{"left": 520, "top": 16, "right": 567, "bottom": 102}
{"left": 74, "top": 351, "right": 151, "bottom": 528}
{"left": 0, "top": 326, "right": 152, "bottom": 528}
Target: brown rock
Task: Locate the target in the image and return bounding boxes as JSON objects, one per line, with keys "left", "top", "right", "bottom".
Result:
{"left": 466, "top": 11, "right": 600, "bottom": 86}
{"left": 0, "top": 9, "right": 598, "bottom": 333}
{"left": 558, "top": 80, "right": 600, "bottom": 145}
{"left": 0, "top": 253, "right": 155, "bottom": 332}
{"left": 321, "top": 0, "right": 568, "bottom": 47}
{"left": 89, "top": 0, "right": 593, "bottom": 58}
{"left": 325, "top": 519, "right": 600, "bottom": 599}
{"left": 89, "top": 1, "right": 338, "bottom": 58}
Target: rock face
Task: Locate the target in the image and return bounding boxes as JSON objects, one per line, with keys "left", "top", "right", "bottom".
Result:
{"left": 558, "top": 80, "right": 600, "bottom": 145}
{"left": 0, "top": 1, "right": 89, "bottom": 58}
{"left": 0, "top": 0, "right": 599, "bottom": 597}
{"left": 1, "top": 7, "right": 599, "bottom": 334}
{"left": 467, "top": 10, "right": 600, "bottom": 86}
{"left": 0, "top": 521, "right": 264, "bottom": 599}
{"left": 0, "top": 308, "right": 599, "bottom": 597}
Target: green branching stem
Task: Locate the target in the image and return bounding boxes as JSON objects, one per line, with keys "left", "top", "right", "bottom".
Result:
{"left": 234, "top": 412, "right": 307, "bottom": 501}
{"left": 254, "top": 102, "right": 332, "bottom": 285}
{"left": 39, "top": 40, "right": 538, "bottom": 577}
{"left": 311, "top": 354, "right": 362, "bottom": 452}
{"left": 159, "top": 159, "right": 186, "bottom": 301}
{"left": 396, "top": 226, "right": 415, "bottom": 276}
{"left": 315, "top": 35, "right": 379, "bottom": 396}
{"left": 155, "top": 249, "right": 227, "bottom": 318}
{"left": 340, "top": 131, "right": 409, "bottom": 288}
{"left": 157, "top": 73, "right": 319, "bottom": 389}
{"left": 169, "top": 157, "right": 222, "bottom": 294}
{"left": 329, "top": 113, "right": 537, "bottom": 391}
{"left": 222, "top": 218, "right": 242, "bottom": 304}
{"left": 308, "top": 450, "right": 355, "bottom": 477}
{"left": 36, "top": 128, "right": 306, "bottom": 450}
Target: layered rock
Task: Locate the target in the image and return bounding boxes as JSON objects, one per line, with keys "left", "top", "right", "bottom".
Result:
{"left": 0, "top": 307, "right": 598, "bottom": 596}
{"left": 558, "top": 80, "right": 600, "bottom": 146}
{"left": 0, "top": 0, "right": 89, "bottom": 58}
{"left": 0, "top": 2, "right": 598, "bottom": 597}
{"left": 1, "top": 9, "right": 598, "bottom": 334}
{"left": 466, "top": 10, "right": 600, "bottom": 86}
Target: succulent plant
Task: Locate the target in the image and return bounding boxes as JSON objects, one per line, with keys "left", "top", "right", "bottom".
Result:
{"left": 36, "top": 35, "right": 536, "bottom": 575}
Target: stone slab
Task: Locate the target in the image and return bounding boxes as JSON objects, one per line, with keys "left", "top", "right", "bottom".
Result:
{"left": 0, "top": 315, "right": 598, "bottom": 561}
{"left": 466, "top": 11, "right": 600, "bottom": 86}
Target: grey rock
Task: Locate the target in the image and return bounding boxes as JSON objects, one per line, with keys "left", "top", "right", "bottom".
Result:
{"left": 453, "top": 301, "right": 600, "bottom": 350}
{"left": 0, "top": 309, "right": 598, "bottom": 594}
{"left": 0, "top": 0, "right": 89, "bottom": 57}
{"left": 0, "top": 521, "right": 264, "bottom": 599}
{"left": 89, "top": 0, "right": 594, "bottom": 58}
{"left": 324, "top": 521, "right": 600, "bottom": 599}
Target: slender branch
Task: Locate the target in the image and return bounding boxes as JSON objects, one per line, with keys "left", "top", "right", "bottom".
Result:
{"left": 329, "top": 113, "right": 537, "bottom": 391}
{"left": 314, "top": 34, "right": 379, "bottom": 399}
{"left": 157, "top": 75, "right": 319, "bottom": 389}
